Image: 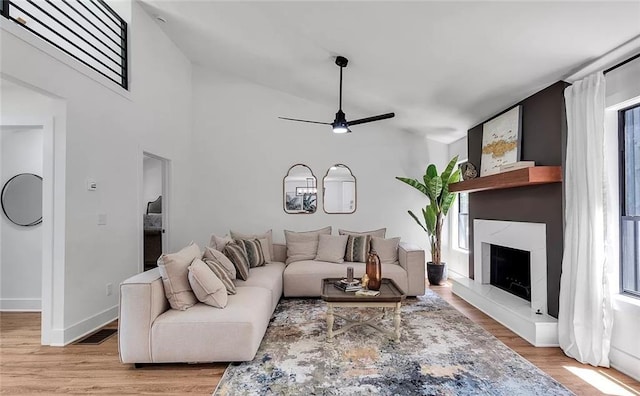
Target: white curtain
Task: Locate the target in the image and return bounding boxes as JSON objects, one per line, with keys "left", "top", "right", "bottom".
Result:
{"left": 558, "top": 72, "right": 613, "bottom": 367}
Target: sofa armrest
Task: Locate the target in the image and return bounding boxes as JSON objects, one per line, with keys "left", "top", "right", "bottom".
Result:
{"left": 118, "top": 268, "right": 169, "bottom": 363}
{"left": 398, "top": 242, "right": 425, "bottom": 296}
{"left": 273, "top": 243, "right": 287, "bottom": 263}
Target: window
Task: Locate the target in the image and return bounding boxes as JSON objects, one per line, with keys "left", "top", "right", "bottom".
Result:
{"left": 620, "top": 104, "right": 640, "bottom": 297}
{"left": 1, "top": 0, "right": 128, "bottom": 89}
{"left": 458, "top": 192, "right": 469, "bottom": 250}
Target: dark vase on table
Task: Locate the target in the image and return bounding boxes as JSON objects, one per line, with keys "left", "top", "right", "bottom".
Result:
{"left": 366, "top": 250, "right": 382, "bottom": 291}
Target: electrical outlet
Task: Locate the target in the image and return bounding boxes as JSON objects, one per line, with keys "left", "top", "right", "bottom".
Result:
{"left": 106, "top": 283, "right": 113, "bottom": 296}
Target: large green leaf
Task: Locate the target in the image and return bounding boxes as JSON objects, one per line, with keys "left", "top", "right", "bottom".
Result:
{"left": 395, "top": 177, "right": 427, "bottom": 195}
{"left": 423, "top": 205, "right": 437, "bottom": 235}
{"left": 440, "top": 155, "right": 459, "bottom": 184}
{"left": 408, "top": 210, "right": 427, "bottom": 233}
{"left": 448, "top": 169, "right": 461, "bottom": 184}
{"left": 441, "top": 191, "right": 457, "bottom": 216}
{"left": 427, "top": 176, "right": 443, "bottom": 201}
{"left": 426, "top": 164, "right": 437, "bottom": 179}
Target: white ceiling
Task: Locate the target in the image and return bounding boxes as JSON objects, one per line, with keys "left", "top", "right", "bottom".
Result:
{"left": 139, "top": 1, "right": 640, "bottom": 143}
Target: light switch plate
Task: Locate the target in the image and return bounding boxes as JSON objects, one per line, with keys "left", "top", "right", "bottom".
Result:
{"left": 98, "top": 214, "right": 107, "bottom": 225}
{"left": 87, "top": 179, "right": 97, "bottom": 191}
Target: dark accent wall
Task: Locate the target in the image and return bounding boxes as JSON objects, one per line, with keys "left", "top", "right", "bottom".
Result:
{"left": 467, "top": 81, "right": 569, "bottom": 318}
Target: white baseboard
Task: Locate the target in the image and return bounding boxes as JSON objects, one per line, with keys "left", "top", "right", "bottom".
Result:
{"left": 610, "top": 346, "right": 640, "bottom": 382}
{"left": 49, "top": 305, "right": 118, "bottom": 346}
{"left": 0, "top": 298, "right": 41, "bottom": 311}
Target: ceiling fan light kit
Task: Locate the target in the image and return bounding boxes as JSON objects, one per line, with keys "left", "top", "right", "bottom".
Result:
{"left": 279, "top": 56, "right": 394, "bottom": 134}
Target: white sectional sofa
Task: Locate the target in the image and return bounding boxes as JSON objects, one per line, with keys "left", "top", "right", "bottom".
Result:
{"left": 119, "top": 239, "right": 424, "bottom": 365}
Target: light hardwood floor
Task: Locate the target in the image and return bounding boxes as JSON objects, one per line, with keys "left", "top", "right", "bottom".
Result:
{"left": 1, "top": 284, "right": 639, "bottom": 395}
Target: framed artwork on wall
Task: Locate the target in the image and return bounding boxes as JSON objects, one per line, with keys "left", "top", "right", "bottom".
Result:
{"left": 285, "top": 192, "right": 303, "bottom": 211}
{"left": 480, "top": 105, "right": 522, "bottom": 176}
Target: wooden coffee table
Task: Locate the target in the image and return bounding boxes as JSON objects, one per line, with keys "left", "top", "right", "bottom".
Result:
{"left": 321, "top": 278, "right": 406, "bottom": 342}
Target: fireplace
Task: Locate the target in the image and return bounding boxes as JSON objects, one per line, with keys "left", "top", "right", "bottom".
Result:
{"left": 473, "top": 219, "right": 547, "bottom": 315}
{"left": 451, "top": 219, "right": 557, "bottom": 347}
{"left": 490, "top": 244, "right": 531, "bottom": 302}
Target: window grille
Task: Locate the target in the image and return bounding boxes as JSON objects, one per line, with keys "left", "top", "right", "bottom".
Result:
{"left": 1, "top": 0, "right": 128, "bottom": 89}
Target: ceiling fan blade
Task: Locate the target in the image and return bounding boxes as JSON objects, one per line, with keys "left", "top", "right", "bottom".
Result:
{"left": 278, "top": 117, "right": 331, "bottom": 125}
{"left": 347, "top": 112, "right": 395, "bottom": 126}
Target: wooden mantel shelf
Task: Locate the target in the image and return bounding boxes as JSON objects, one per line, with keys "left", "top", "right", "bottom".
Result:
{"left": 449, "top": 166, "right": 562, "bottom": 193}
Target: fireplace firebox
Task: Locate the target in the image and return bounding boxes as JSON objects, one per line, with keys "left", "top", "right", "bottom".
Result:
{"left": 490, "top": 244, "right": 531, "bottom": 301}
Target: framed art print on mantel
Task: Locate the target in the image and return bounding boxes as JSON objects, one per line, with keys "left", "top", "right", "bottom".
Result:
{"left": 480, "top": 105, "right": 522, "bottom": 176}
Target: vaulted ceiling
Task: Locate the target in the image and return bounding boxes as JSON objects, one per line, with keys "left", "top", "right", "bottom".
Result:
{"left": 139, "top": 1, "right": 640, "bottom": 143}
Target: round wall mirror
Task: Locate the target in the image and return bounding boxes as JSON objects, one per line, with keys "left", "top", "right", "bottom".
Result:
{"left": 283, "top": 164, "right": 317, "bottom": 214}
{"left": 323, "top": 164, "right": 356, "bottom": 214}
{"left": 1, "top": 173, "right": 43, "bottom": 226}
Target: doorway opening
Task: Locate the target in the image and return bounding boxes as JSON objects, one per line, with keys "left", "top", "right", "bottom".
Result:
{"left": 141, "top": 153, "right": 169, "bottom": 272}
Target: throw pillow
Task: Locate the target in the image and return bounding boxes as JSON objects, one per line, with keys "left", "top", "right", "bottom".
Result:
{"left": 238, "top": 239, "right": 266, "bottom": 268}
{"left": 157, "top": 242, "right": 200, "bottom": 310}
{"left": 223, "top": 243, "right": 251, "bottom": 280}
{"left": 344, "top": 235, "right": 372, "bottom": 262}
{"left": 315, "top": 234, "right": 349, "bottom": 263}
{"left": 371, "top": 236, "right": 401, "bottom": 265}
{"left": 338, "top": 228, "right": 386, "bottom": 238}
{"left": 284, "top": 226, "right": 332, "bottom": 265}
{"left": 209, "top": 234, "right": 233, "bottom": 251}
{"left": 202, "top": 247, "right": 237, "bottom": 279}
{"left": 188, "top": 259, "right": 228, "bottom": 308}
{"left": 258, "top": 238, "right": 272, "bottom": 263}
{"left": 202, "top": 248, "right": 237, "bottom": 295}
{"left": 230, "top": 229, "right": 274, "bottom": 259}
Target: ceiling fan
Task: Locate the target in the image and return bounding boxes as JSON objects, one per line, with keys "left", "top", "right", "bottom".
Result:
{"left": 279, "top": 56, "right": 395, "bottom": 133}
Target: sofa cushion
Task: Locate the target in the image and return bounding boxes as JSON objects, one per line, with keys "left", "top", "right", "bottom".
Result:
{"left": 203, "top": 246, "right": 237, "bottom": 278}
{"left": 157, "top": 242, "right": 200, "bottom": 311}
{"left": 344, "top": 235, "right": 372, "bottom": 263}
{"left": 315, "top": 234, "right": 348, "bottom": 263}
{"left": 284, "top": 226, "right": 332, "bottom": 265}
{"left": 234, "top": 262, "right": 285, "bottom": 311}
{"left": 283, "top": 260, "right": 407, "bottom": 297}
{"left": 202, "top": 248, "right": 237, "bottom": 295}
{"left": 338, "top": 227, "right": 386, "bottom": 238}
{"left": 230, "top": 229, "right": 274, "bottom": 260}
{"left": 151, "top": 286, "right": 272, "bottom": 362}
{"left": 258, "top": 238, "right": 272, "bottom": 263}
{"left": 223, "top": 243, "right": 251, "bottom": 281}
{"left": 238, "top": 239, "right": 266, "bottom": 268}
{"left": 188, "top": 259, "right": 228, "bottom": 308}
{"left": 371, "top": 237, "right": 401, "bottom": 265}
{"left": 209, "top": 234, "right": 233, "bottom": 251}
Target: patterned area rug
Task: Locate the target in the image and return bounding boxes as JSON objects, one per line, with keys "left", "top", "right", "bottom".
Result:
{"left": 214, "top": 290, "right": 573, "bottom": 395}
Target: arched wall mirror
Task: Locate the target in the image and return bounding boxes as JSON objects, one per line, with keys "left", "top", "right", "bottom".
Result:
{"left": 323, "top": 164, "right": 356, "bottom": 214}
{"left": 1, "top": 173, "right": 43, "bottom": 226}
{"left": 283, "top": 164, "right": 317, "bottom": 214}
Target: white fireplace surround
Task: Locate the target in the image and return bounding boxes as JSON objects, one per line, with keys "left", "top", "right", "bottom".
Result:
{"left": 474, "top": 219, "right": 548, "bottom": 315}
{"left": 451, "top": 219, "right": 559, "bottom": 346}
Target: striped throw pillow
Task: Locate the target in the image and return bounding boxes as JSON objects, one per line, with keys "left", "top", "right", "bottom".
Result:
{"left": 223, "top": 243, "right": 250, "bottom": 280}
{"left": 344, "top": 235, "right": 372, "bottom": 262}
{"left": 237, "top": 239, "right": 266, "bottom": 268}
{"left": 202, "top": 248, "right": 237, "bottom": 295}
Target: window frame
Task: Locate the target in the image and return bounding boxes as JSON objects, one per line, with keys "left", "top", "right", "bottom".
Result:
{"left": 457, "top": 191, "right": 469, "bottom": 251}
{"left": 618, "top": 103, "right": 640, "bottom": 298}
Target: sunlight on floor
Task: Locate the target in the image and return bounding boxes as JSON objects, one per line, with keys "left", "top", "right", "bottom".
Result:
{"left": 564, "top": 366, "right": 639, "bottom": 396}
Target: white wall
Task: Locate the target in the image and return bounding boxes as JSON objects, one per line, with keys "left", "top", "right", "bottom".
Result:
{"left": 603, "top": 56, "right": 640, "bottom": 381}
{"left": 1, "top": 1, "right": 193, "bottom": 344}
{"left": 189, "top": 65, "right": 448, "bottom": 253}
{"left": 0, "top": 127, "right": 43, "bottom": 311}
{"left": 142, "top": 156, "right": 162, "bottom": 212}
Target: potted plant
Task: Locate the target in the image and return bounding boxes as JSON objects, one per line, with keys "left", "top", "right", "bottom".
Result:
{"left": 396, "top": 156, "right": 460, "bottom": 285}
